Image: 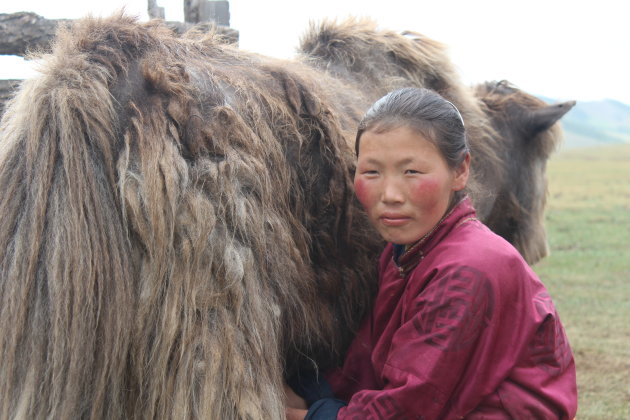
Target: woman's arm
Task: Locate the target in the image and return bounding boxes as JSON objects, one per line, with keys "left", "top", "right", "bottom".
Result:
{"left": 286, "top": 407, "right": 308, "bottom": 420}
{"left": 332, "top": 266, "right": 501, "bottom": 419}
{"left": 284, "top": 377, "right": 347, "bottom": 420}
{"left": 284, "top": 383, "right": 307, "bottom": 410}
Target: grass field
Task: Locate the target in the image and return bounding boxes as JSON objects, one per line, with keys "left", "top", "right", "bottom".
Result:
{"left": 533, "top": 143, "right": 630, "bottom": 419}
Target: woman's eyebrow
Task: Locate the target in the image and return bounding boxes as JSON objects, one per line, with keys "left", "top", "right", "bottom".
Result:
{"left": 361, "top": 157, "right": 383, "bottom": 165}
{"left": 393, "top": 157, "right": 425, "bottom": 168}
{"left": 396, "top": 157, "right": 415, "bottom": 166}
{"left": 361, "top": 157, "right": 421, "bottom": 166}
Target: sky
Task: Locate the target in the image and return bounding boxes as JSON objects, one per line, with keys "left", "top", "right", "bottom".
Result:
{"left": 2, "top": 0, "right": 629, "bottom": 105}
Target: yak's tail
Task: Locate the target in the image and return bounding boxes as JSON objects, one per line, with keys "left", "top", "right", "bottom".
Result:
{"left": 0, "top": 15, "right": 138, "bottom": 420}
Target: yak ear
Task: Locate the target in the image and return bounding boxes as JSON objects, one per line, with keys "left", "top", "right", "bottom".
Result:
{"left": 526, "top": 100, "right": 576, "bottom": 136}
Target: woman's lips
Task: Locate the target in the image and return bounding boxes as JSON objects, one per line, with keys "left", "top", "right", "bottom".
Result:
{"left": 379, "top": 214, "right": 410, "bottom": 227}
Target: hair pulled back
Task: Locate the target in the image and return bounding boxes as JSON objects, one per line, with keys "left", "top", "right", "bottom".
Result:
{"left": 355, "top": 87, "right": 470, "bottom": 202}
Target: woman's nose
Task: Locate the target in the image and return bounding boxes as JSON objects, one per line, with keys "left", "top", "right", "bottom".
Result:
{"left": 381, "top": 178, "right": 405, "bottom": 204}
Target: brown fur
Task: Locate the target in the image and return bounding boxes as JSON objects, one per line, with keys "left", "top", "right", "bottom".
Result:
{"left": 0, "top": 15, "right": 570, "bottom": 419}
{"left": 298, "top": 19, "right": 573, "bottom": 263}
{"left": 298, "top": 18, "right": 504, "bottom": 220}
{"left": 0, "top": 14, "right": 380, "bottom": 419}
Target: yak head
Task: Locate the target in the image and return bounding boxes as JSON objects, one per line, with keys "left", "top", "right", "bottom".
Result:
{"left": 474, "top": 80, "right": 575, "bottom": 264}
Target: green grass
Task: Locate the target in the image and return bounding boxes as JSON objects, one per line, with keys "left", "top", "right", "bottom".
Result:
{"left": 533, "top": 144, "right": 630, "bottom": 419}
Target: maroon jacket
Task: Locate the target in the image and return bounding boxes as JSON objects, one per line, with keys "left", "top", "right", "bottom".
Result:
{"left": 325, "top": 198, "right": 577, "bottom": 419}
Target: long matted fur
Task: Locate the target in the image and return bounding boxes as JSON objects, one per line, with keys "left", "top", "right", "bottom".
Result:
{"left": 0, "top": 14, "right": 571, "bottom": 419}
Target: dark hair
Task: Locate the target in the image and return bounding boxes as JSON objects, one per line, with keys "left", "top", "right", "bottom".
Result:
{"left": 355, "top": 87, "right": 470, "bottom": 202}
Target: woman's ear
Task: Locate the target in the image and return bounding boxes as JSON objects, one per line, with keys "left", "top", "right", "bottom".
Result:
{"left": 452, "top": 153, "right": 471, "bottom": 191}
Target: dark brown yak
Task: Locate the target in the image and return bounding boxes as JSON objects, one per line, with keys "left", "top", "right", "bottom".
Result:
{"left": 297, "top": 19, "right": 575, "bottom": 263}
{"left": 474, "top": 80, "right": 575, "bottom": 264}
{"left": 0, "top": 14, "right": 572, "bottom": 420}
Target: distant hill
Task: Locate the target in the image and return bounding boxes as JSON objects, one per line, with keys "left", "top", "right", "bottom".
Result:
{"left": 540, "top": 97, "right": 630, "bottom": 149}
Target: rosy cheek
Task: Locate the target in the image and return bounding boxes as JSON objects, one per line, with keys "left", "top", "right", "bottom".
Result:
{"left": 409, "top": 178, "right": 440, "bottom": 202}
{"left": 353, "top": 178, "right": 374, "bottom": 208}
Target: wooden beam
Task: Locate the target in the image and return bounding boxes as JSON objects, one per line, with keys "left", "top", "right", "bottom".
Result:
{"left": 0, "top": 12, "right": 238, "bottom": 57}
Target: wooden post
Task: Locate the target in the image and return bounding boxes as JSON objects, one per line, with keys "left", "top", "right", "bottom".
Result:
{"left": 184, "top": 0, "right": 230, "bottom": 26}
{"left": 0, "top": 12, "right": 238, "bottom": 57}
{"left": 0, "top": 79, "right": 21, "bottom": 114}
{"left": 148, "top": 0, "right": 165, "bottom": 19}
{"left": 0, "top": 12, "right": 70, "bottom": 56}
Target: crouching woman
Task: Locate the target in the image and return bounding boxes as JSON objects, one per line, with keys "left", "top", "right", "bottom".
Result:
{"left": 286, "top": 87, "right": 577, "bottom": 419}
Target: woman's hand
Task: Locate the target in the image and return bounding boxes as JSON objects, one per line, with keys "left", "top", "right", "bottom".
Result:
{"left": 285, "top": 407, "right": 308, "bottom": 420}
{"left": 284, "top": 382, "right": 307, "bottom": 409}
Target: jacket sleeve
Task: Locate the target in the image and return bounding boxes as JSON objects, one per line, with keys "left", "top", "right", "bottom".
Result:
{"left": 336, "top": 264, "right": 517, "bottom": 420}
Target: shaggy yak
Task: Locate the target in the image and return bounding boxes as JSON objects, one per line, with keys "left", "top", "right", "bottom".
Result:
{"left": 473, "top": 80, "right": 575, "bottom": 264}
{"left": 0, "top": 14, "right": 573, "bottom": 420}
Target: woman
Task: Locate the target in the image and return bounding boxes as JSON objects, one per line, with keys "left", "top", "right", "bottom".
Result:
{"left": 286, "top": 87, "right": 577, "bottom": 419}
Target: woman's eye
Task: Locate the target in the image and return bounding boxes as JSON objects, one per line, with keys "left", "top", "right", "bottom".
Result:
{"left": 405, "top": 169, "right": 421, "bottom": 174}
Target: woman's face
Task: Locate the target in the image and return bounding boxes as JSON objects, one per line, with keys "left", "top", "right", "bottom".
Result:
{"left": 354, "top": 125, "right": 469, "bottom": 245}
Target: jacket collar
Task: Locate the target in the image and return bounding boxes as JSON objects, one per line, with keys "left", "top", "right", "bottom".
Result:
{"left": 394, "top": 196, "right": 477, "bottom": 276}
